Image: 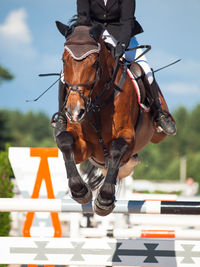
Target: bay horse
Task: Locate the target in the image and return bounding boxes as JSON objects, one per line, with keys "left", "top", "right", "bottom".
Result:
{"left": 55, "top": 22, "right": 168, "bottom": 216}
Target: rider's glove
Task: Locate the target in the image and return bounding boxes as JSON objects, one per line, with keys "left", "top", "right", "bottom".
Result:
{"left": 114, "top": 42, "right": 126, "bottom": 59}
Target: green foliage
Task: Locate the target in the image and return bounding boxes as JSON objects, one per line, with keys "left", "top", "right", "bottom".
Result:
{"left": 0, "top": 111, "right": 12, "bottom": 150}
{"left": 187, "top": 152, "right": 200, "bottom": 181}
{"left": 133, "top": 189, "right": 182, "bottom": 195}
{"left": 133, "top": 105, "right": 200, "bottom": 192}
{"left": 0, "top": 109, "right": 55, "bottom": 148}
{"left": 0, "top": 65, "right": 14, "bottom": 84}
{"left": 133, "top": 143, "right": 180, "bottom": 181}
{"left": 0, "top": 146, "right": 14, "bottom": 237}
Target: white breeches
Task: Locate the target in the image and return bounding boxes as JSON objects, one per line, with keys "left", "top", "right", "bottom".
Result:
{"left": 102, "top": 30, "right": 153, "bottom": 84}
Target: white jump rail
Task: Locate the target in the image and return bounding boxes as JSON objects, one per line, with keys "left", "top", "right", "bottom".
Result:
{"left": 80, "top": 227, "right": 200, "bottom": 240}
{"left": 0, "top": 198, "right": 200, "bottom": 214}
{"left": 0, "top": 236, "right": 200, "bottom": 266}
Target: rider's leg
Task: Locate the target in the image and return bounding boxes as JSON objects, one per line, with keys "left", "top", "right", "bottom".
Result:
{"left": 125, "top": 37, "right": 176, "bottom": 136}
{"left": 52, "top": 76, "right": 67, "bottom": 137}
{"left": 144, "top": 71, "right": 177, "bottom": 136}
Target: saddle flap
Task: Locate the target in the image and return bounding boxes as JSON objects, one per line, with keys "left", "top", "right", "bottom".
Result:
{"left": 65, "top": 26, "right": 100, "bottom": 60}
{"left": 127, "top": 65, "right": 150, "bottom": 111}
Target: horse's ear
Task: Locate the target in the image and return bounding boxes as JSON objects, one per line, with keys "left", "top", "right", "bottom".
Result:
{"left": 56, "top": 21, "right": 69, "bottom": 37}
{"left": 89, "top": 24, "right": 103, "bottom": 42}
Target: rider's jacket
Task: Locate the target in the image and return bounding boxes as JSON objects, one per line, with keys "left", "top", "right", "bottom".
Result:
{"left": 77, "top": 0, "right": 143, "bottom": 47}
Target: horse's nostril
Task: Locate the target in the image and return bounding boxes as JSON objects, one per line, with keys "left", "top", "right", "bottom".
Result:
{"left": 65, "top": 108, "right": 86, "bottom": 122}
{"left": 78, "top": 109, "right": 85, "bottom": 119}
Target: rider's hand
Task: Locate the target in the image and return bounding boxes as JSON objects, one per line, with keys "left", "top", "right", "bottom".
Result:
{"left": 114, "top": 42, "right": 126, "bottom": 59}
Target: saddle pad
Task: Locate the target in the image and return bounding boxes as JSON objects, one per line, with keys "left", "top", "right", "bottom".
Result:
{"left": 127, "top": 68, "right": 150, "bottom": 111}
{"left": 65, "top": 26, "right": 100, "bottom": 60}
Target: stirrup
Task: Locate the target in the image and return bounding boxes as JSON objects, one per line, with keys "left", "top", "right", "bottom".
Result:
{"left": 51, "top": 112, "right": 66, "bottom": 127}
{"left": 152, "top": 109, "right": 173, "bottom": 123}
{"left": 153, "top": 110, "right": 177, "bottom": 136}
{"left": 51, "top": 112, "right": 67, "bottom": 138}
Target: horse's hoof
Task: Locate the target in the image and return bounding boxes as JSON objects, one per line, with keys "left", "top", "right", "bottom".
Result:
{"left": 71, "top": 183, "right": 92, "bottom": 204}
{"left": 94, "top": 194, "right": 115, "bottom": 216}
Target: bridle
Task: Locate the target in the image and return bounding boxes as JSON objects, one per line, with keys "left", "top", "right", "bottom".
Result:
{"left": 61, "top": 51, "right": 102, "bottom": 114}
{"left": 61, "top": 42, "right": 121, "bottom": 163}
{"left": 61, "top": 40, "right": 123, "bottom": 118}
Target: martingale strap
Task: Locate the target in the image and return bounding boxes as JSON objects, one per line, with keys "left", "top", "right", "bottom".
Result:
{"left": 88, "top": 107, "right": 109, "bottom": 164}
{"left": 87, "top": 64, "right": 127, "bottom": 163}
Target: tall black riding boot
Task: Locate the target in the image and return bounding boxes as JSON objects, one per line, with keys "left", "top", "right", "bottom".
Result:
{"left": 129, "top": 62, "right": 176, "bottom": 135}
{"left": 147, "top": 78, "right": 177, "bottom": 136}
{"left": 51, "top": 79, "right": 67, "bottom": 138}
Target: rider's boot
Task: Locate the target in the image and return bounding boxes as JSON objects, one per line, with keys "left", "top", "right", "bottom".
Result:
{"left": 146, "top": 77, "right": 177, "bottom": 136}
{"left": 130, "top": 62, "right": 176, "bottom": 136}
{"left": 51, "top": 79, "right": 67, "bottom": 138}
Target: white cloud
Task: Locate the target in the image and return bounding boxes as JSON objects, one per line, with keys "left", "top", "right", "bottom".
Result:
{"left": 0, "top": 8, "right": 38, "bottom": 60}
{"left": 0, "top": 8, "right": 32, "bottom": 44}
{"left": 163, "top": 82, "right": 200, "bottom": 95}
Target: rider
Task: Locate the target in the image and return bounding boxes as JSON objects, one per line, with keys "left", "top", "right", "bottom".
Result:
{"left": 54, "top": 0, "right": 176, "bottom": 136}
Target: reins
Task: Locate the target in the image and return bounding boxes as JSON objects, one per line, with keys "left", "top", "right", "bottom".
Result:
{"left": 26, "top": 39, "right": 180, "bottom": 163}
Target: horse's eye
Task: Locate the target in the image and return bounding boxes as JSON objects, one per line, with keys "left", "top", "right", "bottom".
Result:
{"left": 92, "top": 60, "right": 98, "bottom": 69}
{"left": 62, "top": 59, "right": 65, "bottom": 66}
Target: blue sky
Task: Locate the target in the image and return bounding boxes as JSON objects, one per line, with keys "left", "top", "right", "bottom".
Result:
{"left": 0, "top": 0, "right": 200, "bottom": 117}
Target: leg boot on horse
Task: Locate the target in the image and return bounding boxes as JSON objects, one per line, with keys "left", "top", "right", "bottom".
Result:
{"left": 56, "top": 131, "right": 92, "bottom": 204}
{"left": 52, "top": 78, "right": 68, "bottom": 138}
{"left": 130, "top": 62, "right": 177, "bottom": 136}
{"left": 94, "top": 138, "right": 129, "bottom": 216}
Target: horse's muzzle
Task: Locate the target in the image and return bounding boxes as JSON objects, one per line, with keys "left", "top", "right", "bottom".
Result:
{"left": 65, "top": 108, "right": 86, "bottom": 123}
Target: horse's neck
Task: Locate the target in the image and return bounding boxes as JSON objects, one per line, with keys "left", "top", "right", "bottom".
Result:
{"left": 100, "top": 47, "right": 115, "bottom": 90}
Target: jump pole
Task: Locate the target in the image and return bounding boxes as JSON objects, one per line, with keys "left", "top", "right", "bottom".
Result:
{"left": 0, "top": 198, "right": 200, "bottom": 214}
{"left": 80, "top": 227, "right": 200, "bottom": 240}
{"left": 0, "top": 236, "right": 200, "bottom": 266}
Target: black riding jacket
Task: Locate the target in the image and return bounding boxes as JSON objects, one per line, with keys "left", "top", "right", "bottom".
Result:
{"left": 77, "top": 0, "right": 143, "bottom": 47}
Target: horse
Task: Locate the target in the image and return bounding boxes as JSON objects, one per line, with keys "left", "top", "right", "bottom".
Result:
{"left": 55, "top": 22, "right": 168, "bottom": 216}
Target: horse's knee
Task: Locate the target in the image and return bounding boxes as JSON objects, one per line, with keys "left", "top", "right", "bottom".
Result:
{"left": 56, "top": 131, "right": 74, "bottom": 152}
{"left": 110, "top": 138, "right": 128, "bottom": 159}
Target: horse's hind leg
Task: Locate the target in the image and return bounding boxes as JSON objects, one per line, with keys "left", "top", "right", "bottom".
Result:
{"left": 56, "top": 131, "right": 92, "bottom": 204}
{"left": 94, "top": 137, "right": 128, "bottom": 216}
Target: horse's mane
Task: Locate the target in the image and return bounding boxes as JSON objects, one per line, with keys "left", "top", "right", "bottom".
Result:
{"left": 68, "top": 12, "right": 92, "bottom": 28}
{"left": 62, "top": 13, "right": 94, "bottom": 41}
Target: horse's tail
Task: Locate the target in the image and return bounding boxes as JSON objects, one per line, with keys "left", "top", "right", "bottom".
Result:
{"left": 80, "top": 160, "right": 105, "bottom": 191}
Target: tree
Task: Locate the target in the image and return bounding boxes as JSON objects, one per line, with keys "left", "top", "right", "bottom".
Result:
{"left": 133, "top": 105, "right": 200, "bottom": 192}
{"left": 1, "top": 109, "right": 55, "bottom": 147}
{"left": 0, "top": 110, "right": 12, "bottom": 151}
{"left": 0, "top": 65, "right": 14, "bottom": 151}
{"left": 0, "top": 146, "right": 14, "bottom": 238}
{"left": 0, "top": 65, "right": 13, "bottom": 85}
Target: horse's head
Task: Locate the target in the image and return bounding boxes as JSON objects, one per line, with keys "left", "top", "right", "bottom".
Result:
{"left": 56, "top": 22, "right": 113, "bottom": 123}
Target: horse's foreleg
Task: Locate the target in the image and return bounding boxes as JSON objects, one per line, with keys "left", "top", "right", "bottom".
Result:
{"left": 56, "top": 131, "right": 92, "bottom": 204}
{"left": 94, "top": 137, "right": 128, "bottom": 216}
